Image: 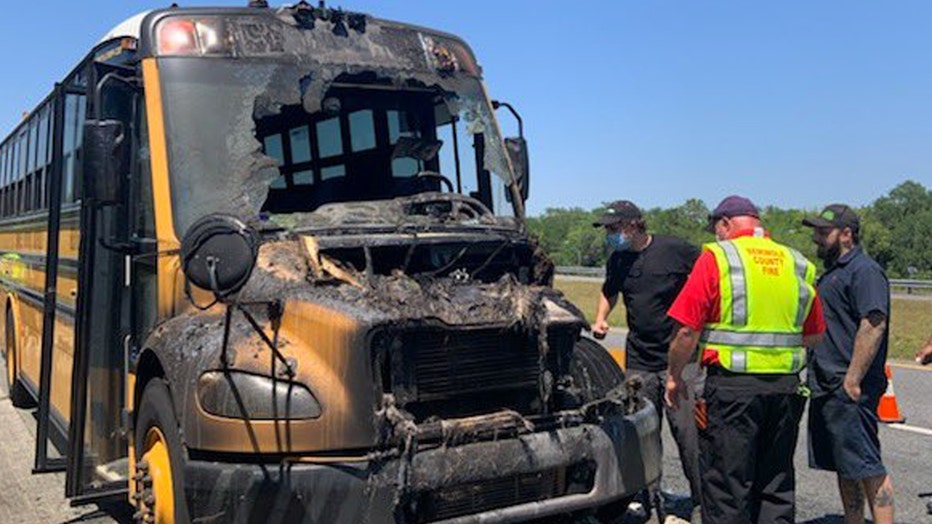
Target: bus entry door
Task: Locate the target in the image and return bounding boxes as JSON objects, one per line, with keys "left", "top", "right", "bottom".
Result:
{"left": 65, "top": 62, "right": 138, "bottom": 501}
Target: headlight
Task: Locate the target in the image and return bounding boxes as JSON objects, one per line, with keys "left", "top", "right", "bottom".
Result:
{"left": 197, "top": 371, "right": 322, "bottom": 420}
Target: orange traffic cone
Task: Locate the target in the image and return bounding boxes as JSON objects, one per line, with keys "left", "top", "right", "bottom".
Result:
{"left": 876, "top": 364, "right": 905, "bottom": 423}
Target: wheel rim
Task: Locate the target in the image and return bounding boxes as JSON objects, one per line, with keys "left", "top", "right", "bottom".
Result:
{"left": 140, "top": 427, "right": 175, "bottom": 524}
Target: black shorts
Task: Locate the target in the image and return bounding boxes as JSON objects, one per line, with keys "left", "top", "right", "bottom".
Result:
{"left": 808, "top": 387, "right": 886, "bottom": 480}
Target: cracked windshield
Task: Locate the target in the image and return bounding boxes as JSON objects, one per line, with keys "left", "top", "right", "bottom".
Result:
{"left": 158, "top": 23, "right": 518, "bottom": 237}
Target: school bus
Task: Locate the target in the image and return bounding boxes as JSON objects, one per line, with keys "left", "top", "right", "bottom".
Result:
{"left": 0, "top": 4, "right": 660, "bottom": 523}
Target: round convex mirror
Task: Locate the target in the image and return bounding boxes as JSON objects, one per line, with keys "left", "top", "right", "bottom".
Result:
{"left": 181, "top": 214, "right": 260, "bottom": 299}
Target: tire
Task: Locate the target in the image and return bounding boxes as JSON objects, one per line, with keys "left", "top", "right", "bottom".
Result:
{"left": 594, "top": 495, "right": 637, "bottom": 524}
{"left": 569, "top": 338, "right": 626, "bottom": 403}
{"left": 134, "top": 378, "right": 190, "bottom": 524}
{"left": 5, "top": 307, "right": 33, "bottom": 408}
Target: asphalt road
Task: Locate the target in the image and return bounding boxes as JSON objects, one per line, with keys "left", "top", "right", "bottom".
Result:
{"left": 0, "top": 362, "right": 128, "bottom": 523}
{"left": 598, "top": 329, "right": 932, "bottom": 523}
{"left": 1, "top": 339, "right": 929, "bottom": 523}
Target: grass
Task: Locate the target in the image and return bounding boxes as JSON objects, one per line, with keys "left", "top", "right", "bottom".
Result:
{"left": 555, "top": 277, "right": 627, "bottom": 328}
{"left": 554, "top": 276, "right": 931, "bottom": 362}
{"left": 890, "top": 299, "right": 932, "bottom": 362}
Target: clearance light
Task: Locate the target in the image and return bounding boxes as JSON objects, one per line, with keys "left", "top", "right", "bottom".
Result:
{"left": 447, "top": 40, "right": 479, "bottom": 76}
{"left": 157, "top": 17, "right": 230, "bottom": 56}
{"left": 158, "top": 19, "right": 198, "bottom": 55}
{"left": 420, "top": 34, "right": 480, "bottom": 76}
{"left": 196, "top": 22, "right": 226, "bottom": 54}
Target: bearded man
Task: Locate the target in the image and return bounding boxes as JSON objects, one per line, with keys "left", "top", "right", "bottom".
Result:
{"left": 803, "top": 204, "right": 895, "bottom": 524}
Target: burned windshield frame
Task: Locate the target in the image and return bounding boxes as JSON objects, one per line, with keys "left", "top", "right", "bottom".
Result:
{"left": 148, "top": 12, "right": 522, "bottom": 237}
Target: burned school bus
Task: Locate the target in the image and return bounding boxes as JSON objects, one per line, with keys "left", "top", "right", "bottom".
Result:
{"left": 1, "top": 3, "right": 660, "bottom": 523}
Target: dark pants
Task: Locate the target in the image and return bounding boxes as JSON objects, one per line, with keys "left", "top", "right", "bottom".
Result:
{"left": 808, "top": 386, "right": 886, "bottom": 480}
{"left": 699, "top": 369, "right": 806, "bottom": 524}
{"left": 627, "top": 367, "right": 702, "bottom": 506}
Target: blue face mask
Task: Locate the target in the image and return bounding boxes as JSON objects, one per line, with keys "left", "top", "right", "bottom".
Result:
{"left": 606, "top": 232, "right": 631, "bottom": 252}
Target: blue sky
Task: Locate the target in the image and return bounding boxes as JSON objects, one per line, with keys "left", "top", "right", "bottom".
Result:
{"left": 1, "top": 1, "right": 929, "bottom": 215}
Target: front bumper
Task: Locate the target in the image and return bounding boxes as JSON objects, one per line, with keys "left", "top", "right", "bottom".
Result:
{"left": 183, "top": 403, "right": 661, "bottom": 523}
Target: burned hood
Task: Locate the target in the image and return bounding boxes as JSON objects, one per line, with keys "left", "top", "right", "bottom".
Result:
{"left": 232, "top": 239, "right": 581, "bottom": 330}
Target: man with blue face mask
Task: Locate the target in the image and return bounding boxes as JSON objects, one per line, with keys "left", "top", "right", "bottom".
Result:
{"left": 591, "top": 200, "right": 702, "bottom": 519}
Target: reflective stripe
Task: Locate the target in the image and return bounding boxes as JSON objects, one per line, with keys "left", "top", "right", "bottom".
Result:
{"left": 789, "top": 249, "right": 811, "bottom": 328}
{"left": 720, "top": 241, "right": 747, "bottom": 327}
{"left": 791, "top": 350, "right": 803, "bottom": 372}
{"left": 722, "top": 347, "right": 805, "bottom": 374}
{"left": 701, "top": 330, "right": 804, "bottom": 347}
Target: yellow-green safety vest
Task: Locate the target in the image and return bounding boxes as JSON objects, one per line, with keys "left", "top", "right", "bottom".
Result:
{"left": 701, "top": 231, "right": 817, "bottom": 374}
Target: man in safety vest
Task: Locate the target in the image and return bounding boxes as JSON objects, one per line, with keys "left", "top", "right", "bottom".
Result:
{"left": 664, "top": 195, "right": 826, "bottom": 524}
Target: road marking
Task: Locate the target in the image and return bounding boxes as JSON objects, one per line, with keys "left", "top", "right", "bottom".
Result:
{"left": 886, "top": 423, "right": 932, "bottom": 437}
{"left": 889, "top": 362, "right": 932, "bottom": 372}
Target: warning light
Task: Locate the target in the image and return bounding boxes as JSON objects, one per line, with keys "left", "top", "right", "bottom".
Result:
{"left": 156, "top": 17, "right": 230, "bottom": 56}
{"left": 158, "top": 19, "right": 199, "bottom": 55}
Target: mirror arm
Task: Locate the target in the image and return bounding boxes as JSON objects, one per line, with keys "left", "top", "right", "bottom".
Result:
{"left": 491, "top": 100, "right": 523, "bottom": 138}
{"left": 98, "top": 238, "right": 139, "bottom": 254}
{"left": 93, "top": 73, "right": 139, "bottom": 118}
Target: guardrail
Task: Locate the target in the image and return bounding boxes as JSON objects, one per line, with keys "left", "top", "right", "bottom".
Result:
{"left": 554, "top": 266, "right": 605, "bottom": 278}
{"left": 890, "top": 279, "right": 932, "bottom": 294}
{"left": 556, "top": 266, "right": 932, "bottom": 294}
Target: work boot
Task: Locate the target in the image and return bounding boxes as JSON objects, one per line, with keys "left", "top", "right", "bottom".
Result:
{"left": 624, "top": 500, "right": 649, "bottom": 522}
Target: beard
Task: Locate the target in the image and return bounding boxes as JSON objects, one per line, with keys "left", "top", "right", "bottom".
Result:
{"left": 817, "top": 240, "right": 841, "bottom": 266}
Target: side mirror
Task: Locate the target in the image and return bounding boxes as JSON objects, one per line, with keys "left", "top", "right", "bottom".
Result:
{"left": 505, "top": 137, "right": 530, "bottom": 201}
{"left": 83, "top": 120, "right": 128, "bottom": 206}
{"left": 181, "top": 214, "right": 260, "bottom": 300}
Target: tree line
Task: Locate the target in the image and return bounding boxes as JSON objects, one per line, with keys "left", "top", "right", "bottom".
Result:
{"left": 527, "top": 180, "right": 932, "bottom": 279}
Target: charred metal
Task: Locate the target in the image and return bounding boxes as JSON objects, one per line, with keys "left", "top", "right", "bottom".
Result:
{"left": 127, "top": 7, "right": 660, "bottom": 523}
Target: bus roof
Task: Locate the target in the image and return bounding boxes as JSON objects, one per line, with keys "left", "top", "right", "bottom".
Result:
{"left": 99, "top": 11, "right": 153, "bottom": 43}
{"left": 99, "top": 6, "right": 477, "bottom": 67}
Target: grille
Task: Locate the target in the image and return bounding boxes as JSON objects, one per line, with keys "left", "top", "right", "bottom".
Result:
{"left": 413, "top": 463, "right": 594, "bottom": 522}
{"left": 403, "top": 329, "right": 538, "bottom": 402}
{"left": 375, "top": 326, "right": 576, "bottom": 419}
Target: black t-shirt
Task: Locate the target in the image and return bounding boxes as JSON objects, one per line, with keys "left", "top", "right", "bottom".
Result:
{"left": 808, "top": 247, "right": 889, "bottom": 398}
{"left": 603, "top": 235, "right": 700, "bottom": 371}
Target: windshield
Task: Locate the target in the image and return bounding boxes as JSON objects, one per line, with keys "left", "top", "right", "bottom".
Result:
{"left": 157, "top": 18, "right": 519, "bottom": 238}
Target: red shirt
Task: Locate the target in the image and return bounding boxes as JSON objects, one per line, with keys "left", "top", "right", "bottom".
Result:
{"left": 667, "top": 229, "right": 826, "bottom": 367}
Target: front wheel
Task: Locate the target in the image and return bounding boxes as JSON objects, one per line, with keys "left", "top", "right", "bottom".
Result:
{"left": 5, "top": 307, "right": 33, "bottom": 408}
{"left": 134, "top": 378, "right": 189, "bottom": 524}
{"left": 569, "top": 337, "right": 626, "bottom": 403}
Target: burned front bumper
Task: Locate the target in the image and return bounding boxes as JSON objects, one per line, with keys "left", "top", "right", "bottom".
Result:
{"left": 182, "top": 402, "right": 661, "bottom": 523}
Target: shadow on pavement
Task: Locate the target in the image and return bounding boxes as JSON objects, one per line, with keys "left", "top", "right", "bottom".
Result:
{"left": 798, "top": 516, "right": 874, "bottom": 524}
{"left": 60, "top": 502, "right": 134, "bottom": 524}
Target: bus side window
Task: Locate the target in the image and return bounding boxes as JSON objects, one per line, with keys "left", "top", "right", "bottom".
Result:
{"left": 62, "top": 96, "right": 76, "bottom": 203}
{"left": 25, "top": 118, "right": 36, "bottom": 212}
{"left": 0, "top": 145, "right": 6, "bottom": 216}
{"left": 36, "top": 106, "right": 51, "bottom": 210}
{"left": 62, "top": 94, "right": 86, "bottom": 203}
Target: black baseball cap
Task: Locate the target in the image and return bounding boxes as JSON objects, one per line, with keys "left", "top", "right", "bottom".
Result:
{"left": 705, "top": 195, "right": 759, "bottom": 231}
{"left": 802, "top": 204, "right": 860, "bottom": 232}
{"left": 592, "top": 200, "right": 643, "bottom": 227}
